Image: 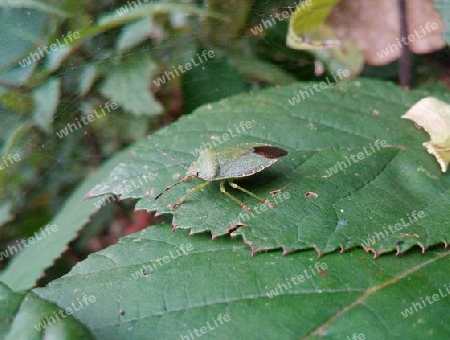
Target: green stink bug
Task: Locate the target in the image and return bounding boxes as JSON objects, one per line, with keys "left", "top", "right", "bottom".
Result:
{"left": 156, "top": 143, "right": 287, "bottom": 211}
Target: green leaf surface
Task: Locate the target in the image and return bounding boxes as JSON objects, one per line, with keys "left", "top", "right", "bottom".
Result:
{"left": 86, "top": 79, "right": 450, "bottom": 258}
{"left": 0, "top": 64, "right": 36, "bottom": 88}
{"left": 45, "top": 45, "right": 77, "bottom": 72}
{"left": 0, "top": 282, "right": 93, "bottom": 339}
{"left": 286, "top": 0, "right": 341, "bottom": 49}
{"left": 202, "top": 0, "right": 253, "bottom": 44}
{"left": 228, "top": 53, "right": 297, "bottom": 85}
{"left": 181, "top": 56, "right": 248, "bottom": 114}
{"left": 98, "top": 2, "right": 225, "bottom": 27}
{"left": 32, "top": 78, "right": 60, "bottom": 133}
{"left": 0, "top": 146, "right": 136, "bottom": 291}
{"left": 285, "top": 0, "right": 364, "bottom": 76}
{"left": 78, "top": 64, "right": 98, "bottom": 96}
{"left": 33, "top": 225, "right": 450, "bottom": 339}
{"left": 0, "top": 7, "right": 47, "bottom": 78}
{"left": 0, "top": 0, "right": 68, "bottom": 17}
{"left": 0, "top": 122, "right": 33, "bottom": 200}
{"left": 0, "top": 203, "right": 13, "bottom": 228}
{"left": 100, "top": 55, "right": 163, "bottom": 116}
{"left": 313, "top": 37, "right": 364, "bottom": 78}
{"left": 117, "top": 18, "right": 153, "bottom": 51}
{"left": 72, "top": 3, "right": 225, "bottom": 48}
{"left": 0, "top": 8, "right": 39, "bottom": 67}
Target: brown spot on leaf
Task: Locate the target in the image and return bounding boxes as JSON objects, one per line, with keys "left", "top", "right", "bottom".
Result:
{"left": 304, "top": 191, "right": 319, "bottom": 198}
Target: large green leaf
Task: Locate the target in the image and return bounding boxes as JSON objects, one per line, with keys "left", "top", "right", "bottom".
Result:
{"left": 0, "top": 283, "right": 93, "bottom": 339}
{"left": 33, "top": 225, "right": 450, "bottom": 338}
{"left": 86, "top": 79, "right": 450, "bottom": 258}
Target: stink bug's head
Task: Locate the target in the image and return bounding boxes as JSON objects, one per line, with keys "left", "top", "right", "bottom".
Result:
{"left": 186, "top": 161, "right": 199, "bottom": 178}
{"left": 188, "top": 148, "right": 218, "bottom": 181}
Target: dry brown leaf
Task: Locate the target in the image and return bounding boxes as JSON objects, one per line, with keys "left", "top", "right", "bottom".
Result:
{"left": 326, "top": 0, "right": 446, "bottom": 65}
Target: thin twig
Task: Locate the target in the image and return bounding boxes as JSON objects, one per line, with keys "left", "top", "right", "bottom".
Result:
{"left": 399, "top": 0, "right": 410, "bottom": 88}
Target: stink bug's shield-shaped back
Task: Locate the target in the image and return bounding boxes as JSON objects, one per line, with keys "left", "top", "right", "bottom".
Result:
{"left": 156, "top": 143, "right": 287, "bottom": 211}
{"left": 214, "top": 144, "right": 288, "bottom": 180}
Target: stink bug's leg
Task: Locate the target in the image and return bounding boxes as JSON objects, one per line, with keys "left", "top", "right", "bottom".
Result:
{"left": 228, "top": 180, "right": 275, "bottom": 208}
{"left": 220, "top": 180, "right": 251, "bottom": 212}
{"left": 172, "top": 181, "right": 210, "bottom": 210}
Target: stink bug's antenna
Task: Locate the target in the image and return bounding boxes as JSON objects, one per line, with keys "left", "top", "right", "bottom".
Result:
{"left": 157, "top": 149, "right": 188, "bottom": 170}
{"left": 154, "top": 175, "right": 194, "bottom": 200}
{"left": 155, "top": 149, "right": 191, "bottom": 200}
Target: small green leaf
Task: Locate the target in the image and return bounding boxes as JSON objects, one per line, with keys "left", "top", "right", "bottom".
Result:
{"left": 32, "top": 78, "right": 60, "bottom": 133}
{"left": 286, "top": 0, "right": 341, "bottom": 50}
{"left": 45, "top": 45, "right": 76, "bottom": 72}
{"left": 117, "top": 18, "right": 153, "bottom": 51}
{"left": 0, "top": 202, "right": 13, "bottom": 228}
{"left": 78, "top": 64, "right": 98, "bottom": 96}
{"left": 0, "top": 122, "right": 33, "bottom": 194}
{"left": 0, "top": 7, "right": 47, "bottom": 81}
{"left": 100, "top": 55, "right": 163, "bottom": 116}
{"left": 285, "top": 0, "right": 364, "bottom": 76}
{"left": 0, "top": 90, "right": 33, "bottom": 114}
